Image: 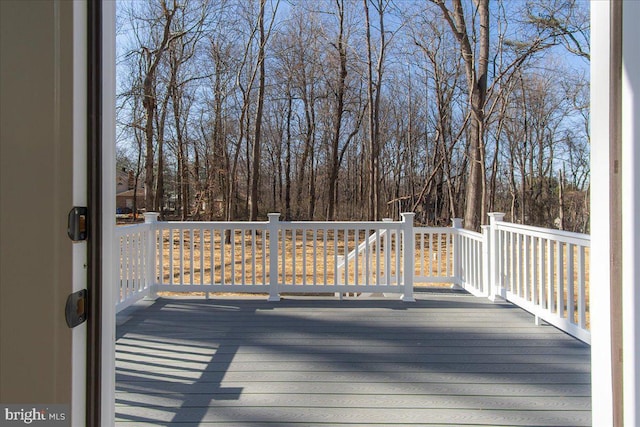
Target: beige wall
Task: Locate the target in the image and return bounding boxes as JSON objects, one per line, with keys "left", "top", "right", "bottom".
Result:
{"left": 0, "top": 0, "right": 74, "bottom": 403}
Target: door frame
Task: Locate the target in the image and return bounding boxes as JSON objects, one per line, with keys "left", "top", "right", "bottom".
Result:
{"left": 85, "top": 1, "right": 117, "bottom": 425}
{"left": 86, "top": 0, "right": 102, "bottom": 424}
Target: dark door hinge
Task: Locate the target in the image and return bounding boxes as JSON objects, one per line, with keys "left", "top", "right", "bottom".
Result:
{"left": 67, "top": 206, "right": 88, "bottom": 241}
{"left": 65, "top": 289, "right": 88, "bottom": 328}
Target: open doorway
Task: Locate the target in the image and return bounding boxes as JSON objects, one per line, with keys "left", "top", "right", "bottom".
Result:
{"left": 104, "top": 1, "right": 640, "bottom": 426}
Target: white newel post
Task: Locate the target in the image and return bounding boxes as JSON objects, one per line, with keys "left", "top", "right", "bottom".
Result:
{"left": 401, "top": 212, "right": 415, "bottom": 302}
{"left": 267, "top": 213, "right": 281, "bottom": 301}
{"left": 451, "top": 218, "right": 463, "bottom": 289}
{"left": 481, "top": 225, "right": 490, "bottom": 297}
{"left": 487, "top": 213, "right": 505, "bottom": 302}
{"left": 144, "top": 212, "right": 160, "bottom": 300}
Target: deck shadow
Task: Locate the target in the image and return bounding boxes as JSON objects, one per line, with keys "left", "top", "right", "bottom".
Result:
{"left": 115, "top": 294, "right": 591, "bottom": 426}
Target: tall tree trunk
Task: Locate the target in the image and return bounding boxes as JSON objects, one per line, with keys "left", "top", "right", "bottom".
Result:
{"left": 193, "top": 136, "right": 202, "bottom": 219}
{"left": 308, "top": 146, "right": 316, "bottom": 219}
{"left": 436, "top": 0, "right": 489, "bottom": 230}
{"left": 364, "top": 0, "right": 376, "bottom": 221}
{"left": 327, "top": 0, "right": 347, "bottom": 220}
{"left": 373, "top": 1, "right": 385, "bottom": 220}
{"left": 296, "top": 72, "right": 316, "bottom": 220}
{"left": 295, "top": 92, "right": 313, "bottom": 220}
{"left": 142, "top": 2, "right": 177, "bottom": 212}
{"left": 176, "top": 112, "right": 189, "bottom": 220}
{"left": 154, "top": 89, "right": 170, "bottom": 218}
{"left": 558, "top": 167, "right": 565, "bottom": 230}
{"left": 212, "top": 47, "right": 227, "bottom": 220}
{"left": 168, "top": 45, "right": 190, "bottom": 221}
{"left": 249, "top": 0, "right": 266, "bottom": 221}
{"left": 143, "top": 75, "right": 157, "bottom": 212}
{"left": 284, "top": 91, "right": 293, "bottom": 221}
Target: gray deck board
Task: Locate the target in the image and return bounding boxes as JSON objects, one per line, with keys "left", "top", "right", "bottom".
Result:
{"left": 116, "top": 292, "right": 591, "bottom": 426}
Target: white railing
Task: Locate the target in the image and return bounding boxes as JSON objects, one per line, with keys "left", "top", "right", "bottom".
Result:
{"left": 154, "top": 219, "right": 270, "bottom": 292}
{"left": 115, "top": 222, "right": 153, "bottom": 312}
{"left": 457, "top": 227, "right": 487, "bottom": 297}
{"left": 290, "top": 213, "right": 415, "bottom": 300}
{"left": 278, "top": 219, "right": 406, "bottom": 295}
{"left": 413, "top": 226, "right": 456, "bottom": 285}
{"left": 411, "top": 221, "right": 486, "bottom": 297}
{"left": 335, "top": 222, "right": 390, "bottom": 290}
{"left": 115, "top": 211, "right": 591, "bottom": 343}
{"left": 488, "top": 213, "right": 591, "bottom": 343}
{"left": 116, "top": 212, "right": 415, "bottom": 308}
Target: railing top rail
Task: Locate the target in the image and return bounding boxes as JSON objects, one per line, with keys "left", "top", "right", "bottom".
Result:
{"left": 414, "top": 226, "right": 453, "bottom": 234}
{"left": 154, "top": 220, "right": 269, "bottom": 229}
{"left": 495, "top": 221, "right": 590, "bottom": 246}
{"left": 280, "top": 220, "right": 402, "bottom": 228}
{"left": 456, "top": 229, "right": 484, "bottom": 240}
{"left": 148, "top": 221, "right": 408, "bottom": 230}
{"left": 115, "top": 223, "right": 151, "bottom": 235}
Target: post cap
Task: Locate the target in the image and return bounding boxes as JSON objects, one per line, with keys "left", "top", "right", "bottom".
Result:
{"left": 487, "top": 212, "right": 506, "bottom": 224}
{"left": 144, "top": 212, "right": 160, "bottom": 223}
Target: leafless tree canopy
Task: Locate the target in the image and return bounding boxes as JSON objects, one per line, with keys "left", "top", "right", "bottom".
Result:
{"left": 116, "top": 0, "right": 590, "bottom": 232}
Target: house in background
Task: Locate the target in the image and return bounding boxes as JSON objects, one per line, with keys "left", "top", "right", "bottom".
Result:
{"left": 115, "top": 167, "right": 144, "bottom": 212}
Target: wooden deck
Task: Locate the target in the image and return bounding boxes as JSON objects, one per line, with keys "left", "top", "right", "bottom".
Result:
{"left": 115, "top": 290, "right": 591, "bottom": 426}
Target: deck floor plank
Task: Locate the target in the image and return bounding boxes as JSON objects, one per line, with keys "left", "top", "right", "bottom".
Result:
{"left": 116, "top": 293, "right": 591, "bottom": 426}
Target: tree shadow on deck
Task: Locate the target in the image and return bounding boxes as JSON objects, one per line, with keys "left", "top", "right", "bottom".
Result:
{"left": 115, "top": 294, "right": 591, "bottom": 426}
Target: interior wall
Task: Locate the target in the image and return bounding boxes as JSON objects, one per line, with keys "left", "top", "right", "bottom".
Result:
{"left": 0, "top": 0, "right": 74, "bottom": 404}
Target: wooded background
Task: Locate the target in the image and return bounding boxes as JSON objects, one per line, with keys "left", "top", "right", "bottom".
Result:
{"left": 116, "top": 0, "right": 590, "bottom": 232}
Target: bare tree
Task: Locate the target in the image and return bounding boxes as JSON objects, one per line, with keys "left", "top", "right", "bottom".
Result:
{"left": 248, "top": 0, "right": 266, "bottom": 221}
{"left": 431, "top": 0, "right": 489, "bottom": 230}
{"left": 326, "top": 0, "right": 349, "bottom": 220}
{"left": 525, "top": 0, "right": 590, "bottom": 61}
{"left": 362, "top": 0, "right": 391, "bottom": 220}
{"left": 115, "top": 0, "right": 590, "bottom": 228}
{"left": 137, "top": 0, "right": 184, "bottom": 212}
{"left": 412, "top": 12, "right": 469, "bottom": 224}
